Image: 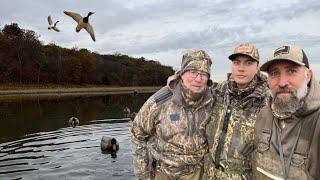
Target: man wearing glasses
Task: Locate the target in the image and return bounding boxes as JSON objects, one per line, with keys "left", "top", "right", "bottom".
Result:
{"left": 204, "top": 43, "right": 269, "bottom": 179}
{"left": 131, "top": 50, "right": 214, "bottom": 179}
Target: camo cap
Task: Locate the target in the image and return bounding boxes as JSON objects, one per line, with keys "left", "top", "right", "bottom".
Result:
{"left": 229, "top": 43, "right": 259, "bottom": 62}
{"left": 180, "top": 50, "right": 212, "bottom": 75}
{"left": 260, "top": 44, "right": 309, "bottom": 72}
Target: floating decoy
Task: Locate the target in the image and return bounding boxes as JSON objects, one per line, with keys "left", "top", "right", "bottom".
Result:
{"left": 63, "top": 10, "right": 96, "bottom": 41}
{"left": 101, "top": 136, "right": 119, "bottom": 152}
{"left": 69, "top": 117, "right": 79, "bottom": 128}
{"left": 123, "top": 107, "right": 131, "bottom": 118}
{"left": 47, "top": 16, "right": 60, "bottom": 32}
{"left": 130, "top": 112, "right": 137, "bottom": 121}
{"left": 133, "top": 90, "right": 138, "bottom": 96}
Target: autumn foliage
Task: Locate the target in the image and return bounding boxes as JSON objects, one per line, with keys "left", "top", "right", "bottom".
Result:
{"left": 0, "top": 23, "right": 174, "bottom": 86}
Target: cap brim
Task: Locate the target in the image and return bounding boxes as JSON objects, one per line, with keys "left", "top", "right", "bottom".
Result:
{"left": 228, "top": 53, "right": 259, "bottom": 61}
{"left": 260, "top": 58, "right": 306, "bottom": 72}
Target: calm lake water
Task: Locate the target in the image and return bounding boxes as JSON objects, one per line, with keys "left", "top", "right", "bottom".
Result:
{"left": 0, "top": 93, "right": 152, "bottom": 179}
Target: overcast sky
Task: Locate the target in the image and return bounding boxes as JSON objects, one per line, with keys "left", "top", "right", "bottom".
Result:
{"left": 1, "top": 0, "right": 319, "bottom": 81}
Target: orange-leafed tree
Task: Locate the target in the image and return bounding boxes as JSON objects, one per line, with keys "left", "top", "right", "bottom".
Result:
{"left": 79, "top": 49, "right": 96, "bottom": 84}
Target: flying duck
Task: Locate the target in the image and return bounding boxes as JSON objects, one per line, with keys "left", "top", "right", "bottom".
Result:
{"left": 47, "top": 16, "right": 60, "bottom": 32}
{"left": 63, "top": 10, "right": 96, "bottom": 42}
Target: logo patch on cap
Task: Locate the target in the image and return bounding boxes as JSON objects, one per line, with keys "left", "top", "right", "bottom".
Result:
{"left": 274, "top": 46, "right": 290, "bottom": 57}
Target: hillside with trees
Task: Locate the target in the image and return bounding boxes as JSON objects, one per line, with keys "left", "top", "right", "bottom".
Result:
{"left": 0, "top": 23, "right": 174, "bottom": 86}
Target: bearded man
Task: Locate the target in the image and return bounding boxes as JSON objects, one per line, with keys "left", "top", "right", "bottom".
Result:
{"left": 252, "top": 45, "right": 320, "bottom": 180}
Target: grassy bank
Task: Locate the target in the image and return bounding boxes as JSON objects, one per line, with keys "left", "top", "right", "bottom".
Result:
{"left": 0, "top": 83, "right": 161, "bottom": 99}
{"left": 0, "top": 83, "right": 112, "bottom": 90}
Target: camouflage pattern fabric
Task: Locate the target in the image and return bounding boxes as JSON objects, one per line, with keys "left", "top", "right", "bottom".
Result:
{"left": 229, "top": 43, "right": 260, "bottom": 62}
{"left": 180, "top": 49, "right": 212, "bottom": 75}
{"left": 180, "top": 81, "right": 206, "bottom": 107}
{"left": 131, "top": 74, "right": 214, "bottom": 179}
{"left": 154, "top": 167, "right": 203, "bottom": 180}
{"left": 204, "top": 72, "right": 269, "bottom": 180}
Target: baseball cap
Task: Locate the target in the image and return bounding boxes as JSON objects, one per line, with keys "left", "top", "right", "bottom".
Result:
{"left": 260, "top": 45, "right": 309, "bottom": 72}
{"left": 228, "top": 43, "right": 259, "bottom": 62}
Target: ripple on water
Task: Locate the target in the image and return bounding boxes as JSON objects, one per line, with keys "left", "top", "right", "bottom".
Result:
{"left": 0, "top": 121, "right": 135, "bottom": 179}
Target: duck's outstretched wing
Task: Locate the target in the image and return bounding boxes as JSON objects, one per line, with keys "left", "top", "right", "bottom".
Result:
{"left": 53, "top": 27, "right": 60, "bottom": 32}
{"left": 64, "top": 10, "right": 82, "bottom": 22}
{"left": 48, "top": 16, "right": 53, "bottom": 25}
{"left": 54, "top": 21, "right": 59, "bottom": 26}
{"left": 85, "top": 24, "right": 96, "bottom": 42}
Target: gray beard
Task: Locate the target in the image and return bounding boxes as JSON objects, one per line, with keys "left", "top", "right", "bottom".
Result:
{"left": 272, "top": 93, "right": 300, "bottom": 115}
{"left": 271, "top": 81, "right": 308, "bottom": 116}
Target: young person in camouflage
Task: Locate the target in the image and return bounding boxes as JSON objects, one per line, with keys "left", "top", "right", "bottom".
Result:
{"left": 131, "top": 50, "right": 214, "bottom": 180}
{"left": 204, "top": 43, "right": 269, "bottom": 179}
{"left": 252, "top": 45, "right": 320, "bottom": 180}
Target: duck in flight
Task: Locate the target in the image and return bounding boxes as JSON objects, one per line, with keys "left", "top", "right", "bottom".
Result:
{"left": 47, "top": 16, "right": 60, "bottom": 32}
{"left": 63, "top": 10, "right": 96, "bottom": 42}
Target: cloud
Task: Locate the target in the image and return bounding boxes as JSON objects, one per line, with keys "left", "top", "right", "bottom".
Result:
{"left": 1, "top": 0, "right": 320, "bottom": 79}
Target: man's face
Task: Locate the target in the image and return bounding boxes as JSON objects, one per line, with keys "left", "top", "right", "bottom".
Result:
{"left": 181, "top": 70, "right": 208, "bottom": 93}
{"left": 268, "top": 60, "right": 312, "bottom": 113}
{"left": 231, "top": 55, "right": 258, "bottom": 88}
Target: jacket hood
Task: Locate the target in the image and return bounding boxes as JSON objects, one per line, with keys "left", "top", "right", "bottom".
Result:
{"left": 166, "top": 73, "right": 179, "bottom": 89}
{"left": 296, "top": 75, "right": 320, "bottom": 116}
{"left": 247, "top": 71, "right": 269, "bottom": 98}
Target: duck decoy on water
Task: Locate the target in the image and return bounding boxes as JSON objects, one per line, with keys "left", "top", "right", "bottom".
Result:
{"left": 47, "top": 16, "right": 60, "bottom": 32}
{"left": 101, "top": 136, "right": 119, "bottom": 152}
{"left": 69, "top": 117, "right": 79, "bottom": 128}
{"left": 63, "top": 10, "right": 96, "bottom": 41}
{"left": 123, "top": 106, "right": 131, "bottom": 118}
{"left": 133, "top": 89, "right": 138, "bottom": 96}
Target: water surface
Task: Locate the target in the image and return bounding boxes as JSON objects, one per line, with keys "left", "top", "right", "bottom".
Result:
{"left": 0, "top": 93, "right": 151, "bottom": 179}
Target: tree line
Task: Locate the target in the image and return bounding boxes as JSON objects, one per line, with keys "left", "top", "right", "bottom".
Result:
{"left": 0, "top": 23, "right": 174, "bottom": 86}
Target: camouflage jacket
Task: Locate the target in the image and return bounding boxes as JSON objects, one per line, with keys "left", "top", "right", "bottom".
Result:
{"left": 131, "top": 74, "right": 214, "bottom": 179}
{"left": 204, "top": 72, "right": 269, "bottom": 180}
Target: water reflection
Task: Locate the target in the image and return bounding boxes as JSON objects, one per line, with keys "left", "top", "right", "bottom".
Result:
{"left": 0, "top": 93, "right": 151, "bottom": 179}
{"left": 0, "top": 93, "right": 150, "bottom": 143}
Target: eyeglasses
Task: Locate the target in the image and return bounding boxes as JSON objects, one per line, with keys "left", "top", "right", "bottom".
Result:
{"left": 187, "top": 70, "right": 209, "bottom": 80}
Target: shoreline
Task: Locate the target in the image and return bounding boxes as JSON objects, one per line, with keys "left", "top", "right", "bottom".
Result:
{"left": 0, "top": 86, "right": 161, "bottom": 98}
